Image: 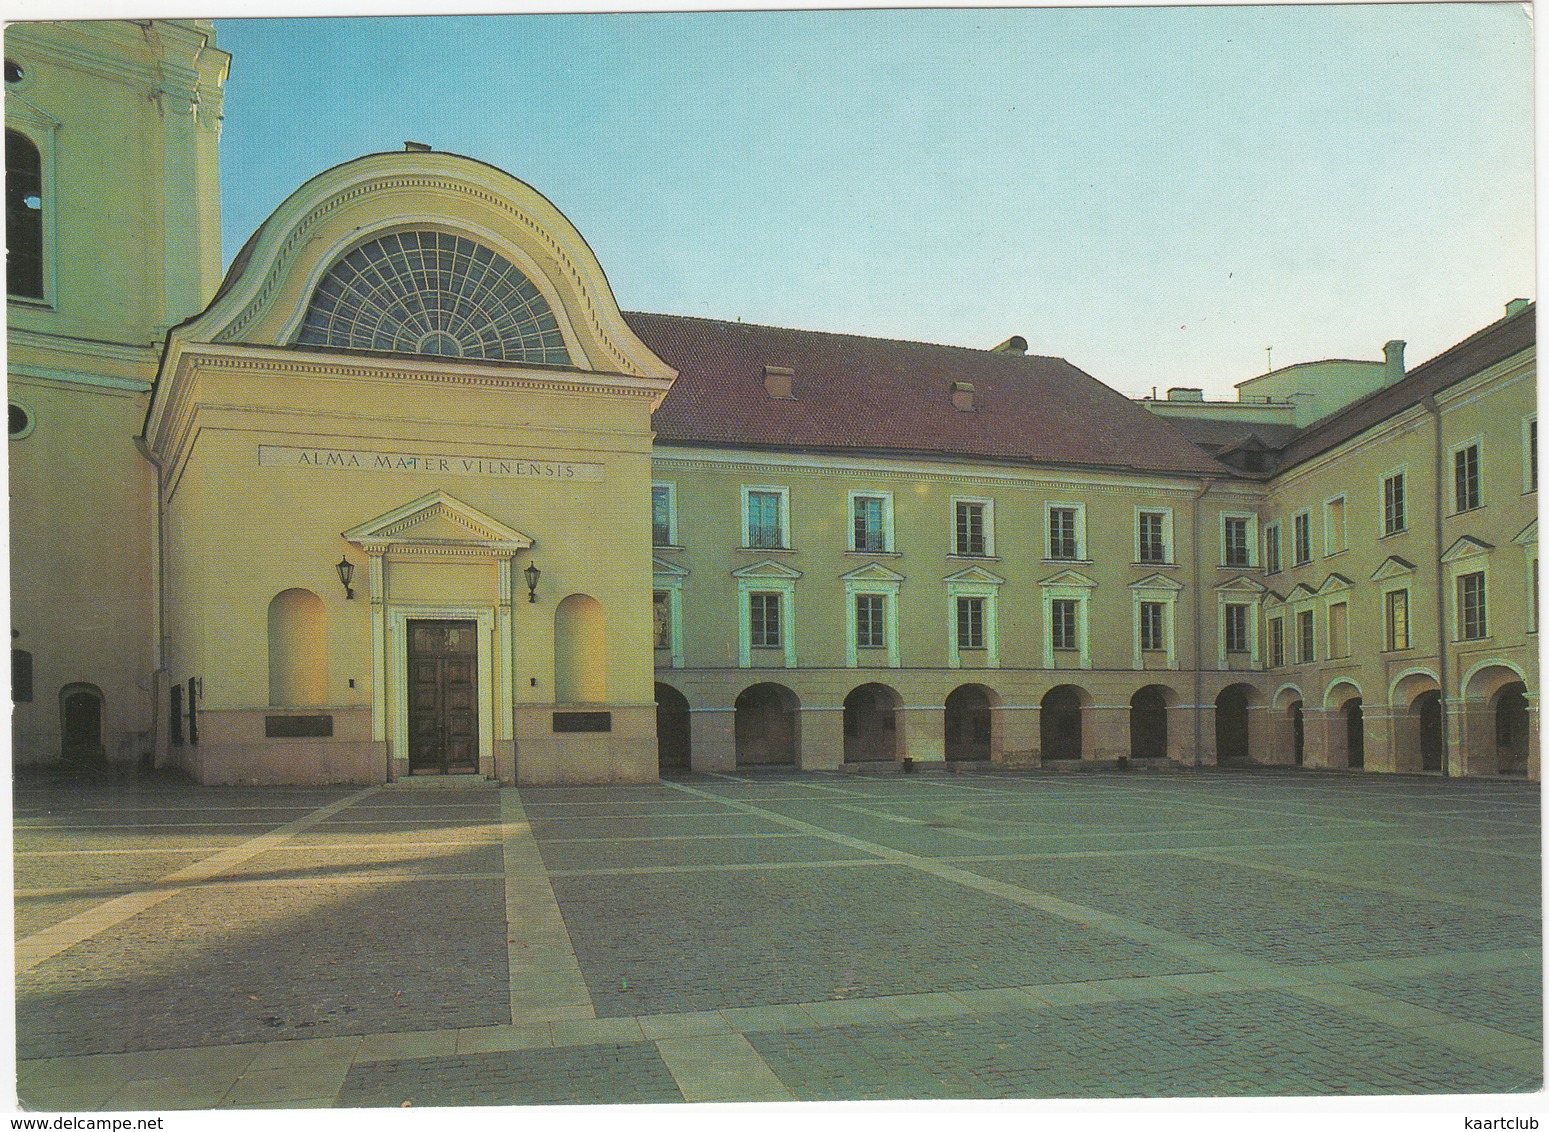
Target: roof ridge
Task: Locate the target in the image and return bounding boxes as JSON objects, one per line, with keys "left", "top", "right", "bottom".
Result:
{"left": 622, "top": 310, "right": 1064, "bottom": 362}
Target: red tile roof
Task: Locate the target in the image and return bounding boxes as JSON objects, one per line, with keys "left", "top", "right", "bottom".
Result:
{"left": 626, "top": 312, "right": 1226, "bottom": 476}
{"left": 1276, "top": 304, "right": 1536, "bottom": 470}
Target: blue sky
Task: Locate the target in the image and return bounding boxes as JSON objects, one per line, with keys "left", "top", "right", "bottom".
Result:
{"left": 216, "top": 5, "right": 1534, "bottom": 399}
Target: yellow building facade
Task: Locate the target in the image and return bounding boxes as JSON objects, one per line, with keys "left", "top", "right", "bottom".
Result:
{"left": 7, "top": 20, "right": 1538, "bottom": 785}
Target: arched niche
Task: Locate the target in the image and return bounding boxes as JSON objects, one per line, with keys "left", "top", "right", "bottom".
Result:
{"left": 554, "top": 593, "right": 607, "bottom": 703}
{"left": 268, "top": 588, "right": 327, "bottom": 706}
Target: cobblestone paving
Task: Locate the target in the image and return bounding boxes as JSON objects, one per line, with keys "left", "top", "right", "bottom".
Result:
{"left": 336, "top": 1043, "right": 683, "bottom": 1107}
{"left": 548, "top": 865, "right": 1200, "bottom": 1017}
{"left": 1353, "top": 967, "right": 1544, "bottom": 1041}
{"left": 746, "top": 993, "right": 1537, "bottom": 1099}
{"left": 13, "top": 767, "right": 1542, "bottom": 1109}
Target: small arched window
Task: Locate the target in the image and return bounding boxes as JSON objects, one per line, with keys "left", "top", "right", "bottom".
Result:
{"left": 6, "top": 129, "right": 43, "bottom": 300}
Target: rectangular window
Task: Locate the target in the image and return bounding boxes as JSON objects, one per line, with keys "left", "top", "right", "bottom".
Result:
{"left": 852, "top": 495, "right": 887, "bottom": 552}
{"left": 1383, "top": 472, "right": 1406, "bottom": 536}
{"left": 1048, "top": 507, "right": 1079, "bottom": 560}
{"left": 1328, "top": 601, "right": 1348, "bottom": 658}
{"left": 1530, "top": 418, "right": 1538, "bottom": 493}
{"left": 956, "top": 596, "right": 985, "bottom": 649}
{"left": 856, "top": 594, "right": 886, "bottom": 649}
{"left": 749, "top": 593, "right": 782, "bottom": 648}
{"left": 1139, "top": 601, "right": 1165, "bottom": 652}
{"left": 1264, "top": 523, "right": 1281, "bottom": 573}
{"left": 1138, "top": 511, "right": 1168, "bottom": 563}
{"left": 1459, "top": 571, "right": 1487, "bottom": 640}
{"left": 1223, "top": 516, "right": 1251, "bottom": 567}
{"left": 1324, "top": 497, "right": 1346, "bottom": 555}
{"left": 746, "top": 490, "right": 785, "bottom": 549}
{"left": 1385, "top": 589, "right": 1410, "bottom": 651}
{"left": 652, "top": 591, "right": 671, "bottom": 649}
{"left": 1454, "top": 444, "right": 1481, "bottom": 512}
{"left": 1297, "top": 609, "right": 1315, "bottom": 663}
{"left": 1224, "top": 603, "right": 1250, "bottom": 653}
{"left": 170, "top": 683, "right": 184, "bottom": 745}
{"left": 1268, "top": 617, "right": 1285, "bottom": 668}
{"left": 11, "top": 648, "right": 32, "bottom": 703}
{"left": 955, "top": 501, "right": 987, "bottom": 556}
{"left": 1051, "top": 598, "right": 1079, "bottom": 651}
{"left": 651, "top": 485, "right": 673, "bottom": 546}
{"left": 1293, "top": 512, "right": 1311, "bottom": 565}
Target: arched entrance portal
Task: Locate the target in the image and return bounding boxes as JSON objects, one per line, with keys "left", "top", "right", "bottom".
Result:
{"left": 735, "top": 683, "right": 798, "bottom": 766}
{"left": 1041, "top": 685, "right": 1083, "bottom": 760}
{"left": 944, "top": 685, "right": 993, "bottom": 762}
{"left": 655, "top": 683, "right": 691, "bottom": 771}
{"left": 1495, "top": 683, "right": 1530, "bottom": 775}
{"left": 1129, "top": 685, "right": 1169, "bottom": 760}
{"left": 1215, "top": 684, "right": 1253, "bottom": 763}
{"left": 845, "top": 683, "right": 901, "bottom": 763}
{"left": 1290, "top": 700, "right": 1305, "bottom": 766}
{"left": 60, "top": 683, "right": 105, "bottom": 764}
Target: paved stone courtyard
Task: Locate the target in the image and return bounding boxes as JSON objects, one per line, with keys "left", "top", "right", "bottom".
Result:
{"left": 11, "top": 767, "right": 1542, "bottom": 1109}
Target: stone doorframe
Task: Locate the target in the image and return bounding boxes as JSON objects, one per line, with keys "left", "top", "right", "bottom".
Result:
{"left": 343, "top": 490, "right": 535, "bottom": 782}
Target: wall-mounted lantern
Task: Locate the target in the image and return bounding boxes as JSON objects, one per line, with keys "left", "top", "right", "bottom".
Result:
{"left": 336, "top": 556, "right": 355, "bottom": 600}
{"left": 523, "top": 561, "right": 541, "bottom": 603}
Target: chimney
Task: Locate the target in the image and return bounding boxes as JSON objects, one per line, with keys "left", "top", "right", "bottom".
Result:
{"left": 1506, "top": 298, "right": 1531, "bottom": 318}
{"left": 404, "top": 141, "right": 431, "bottom": 152}
{"left": 991, "top": 336, "right": 1027, "bottom": 356}
{"left": 763, "top": 365, "right": 795, "bottom": 400}
{"left": 1383, "top": 340, "right": 1406, "bottom": 385}
{"left": 951, "top": 381, "right": 976, "bottom": 412}
{"left": 1166, "top": 387, "right": 1204, "bottom": 402}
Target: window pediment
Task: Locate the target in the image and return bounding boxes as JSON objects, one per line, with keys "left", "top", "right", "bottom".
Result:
{"left": 1370, "top": 555, "right": 1416, "bottom": 582}
{"left": 1317, "top": 572, "right": 1353, "bottom": 595}
{"left": 1129, "top": 572, "right": 1184, "bottom": 592}
{"left": 652, "top": 556, "right": 689, "bottom": 578}
{"left": 1038, "top": 569, "right": 1096, "bottom": 589}
{"left": 1513, "top": 520, "right": 1537, "bottom": 547}
{"left": 943, "top": 565, "right": 1004, "bottom": 586}
{"left": 1441, "top": 535, "right": 1495, "bottom": 564}
{"left": 342, "top": 490, "right": 532, "bottom": 556}
{"left": 1213, "top": 574, "right": 1267, "bottom": 594}
{"left": 840, "top": 562, "right": 906, "bottom": 584}
{"left": 732, "top": 559, "right": 803, "bottom": 580}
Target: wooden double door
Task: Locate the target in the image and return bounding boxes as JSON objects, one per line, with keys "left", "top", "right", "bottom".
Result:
{"left": 408, "top": 619, "right": 479, "bottom": 775}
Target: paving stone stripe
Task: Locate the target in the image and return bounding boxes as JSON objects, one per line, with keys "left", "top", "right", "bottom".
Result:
{"left": 499, "top": 789, "right": 595, "bottom": 1022}
{"left": 14, "top": 786, "right": 380, "bottom": 974}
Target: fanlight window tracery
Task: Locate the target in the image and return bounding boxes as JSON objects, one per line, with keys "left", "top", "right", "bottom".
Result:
{"left": 295, "top": 230, "right": 572, "bottom": 365}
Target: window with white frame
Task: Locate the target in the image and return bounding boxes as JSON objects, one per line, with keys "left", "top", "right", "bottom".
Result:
{"left": 850, "top": 492, "right": 892, "bottom": 553}
{"left": 1050, "top": 599, "right": 1079, "bottom": 650}
{"left": 743, "top": 487, "right": 788, "bottom": 549}
{"left": 651, "top": 483, "right": 676, "bottom": 547}
{"left": 946, "top": 567, "right": 1002, "bottom": 667}
{"left": 1139, "top": 601, "right": 1166, "bottom": 652}
{"left": 1137, "top": 509, "right": 1170, "bottom": 564}
{"left": 1327, "top": 600, "right": 1349, "bottom": 658}
{"left": 855, "top": 594, "right": 887, "bottom": 649}
{"left": 653, "top": 590, "right": 672, "bottom": 649}
{"left": 1264, "top": 522, "right": 1282, "bottom": 573}
{"left": 1297, "top": 608, "right": 1315, "bottom": 663}
{"left": 956, "top": 597, "right": 984, "bottom": 650}
{"left": 953, "top": 499, "right": 992, "bottom": 557}
{"left": 1047, "top": 505, "right": 1083, "bottom": 560}
{"left": 1458, "top": 571, "right": 1487, "bottom": 640}
{"left": 1385, "top": 589, "right": 1410, "bottom": 651}
{"left": 1292, "top": 511, "right": 1312, "bottom": 565}
{"left": 1224, "top": 603, "right": 1251, "bottom": 653}
{"left": 1221, "top": 514, "right": 1255, "bottom": 568}
{"left": 1382, "top": 471, "right": 1406, "bottom": 536}
{"left": 1453, "top": 442, "right": 1482, "bottom": 513}
{"left": 1267, "top": 616, "right": 1285, "bottom": 667}
{"left": 1324, "top": 497, "right": 1346, "bottom": 555}
{"left": 1525, "top": 416, "right": 1537, "bottom": 494}
{"left": 749, "top": 592, "right": 782, "bottom": 648}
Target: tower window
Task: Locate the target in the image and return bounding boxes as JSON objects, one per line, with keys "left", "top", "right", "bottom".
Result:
{"left": 6, "top": 129, "right": 44, "bottom": 300}
{"left": 4, "top": 59, "right": 23, "bottom": 85}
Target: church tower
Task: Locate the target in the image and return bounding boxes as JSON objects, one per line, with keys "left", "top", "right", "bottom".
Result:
{"left": 7, "top": 21, "right": 228, "bottom": 766}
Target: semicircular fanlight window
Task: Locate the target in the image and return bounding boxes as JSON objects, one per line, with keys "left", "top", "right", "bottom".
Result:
{"left": 295, "top": 230, "right": 572, "bottom": 365}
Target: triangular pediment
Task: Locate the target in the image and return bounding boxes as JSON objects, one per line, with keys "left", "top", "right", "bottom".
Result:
{"left": 1289, "top": 582, "right": 1318, "bottom": 600}
{"left": 1039, "top": 569, "right": 1097, "bottom": 589}
{"left": 1370, "top": 555, "right": 1417, "bottom": 582}
{"left": 343, "top": 490, "right": 532, "bottom": 553}
{"left": 1317, "top": 572, "right": 1353, "bottom": 595}
{"left": 1214, "top": 574, "right": 1267, "bottom": 594}
{"left": 1441, "top": 535, "right": 1495, "bottom": 563}
{"left": 1262, "top": 589, "right": 1286, "bottom": 607}
{"left": 1129, "top": 572, "right": 1185, "bottom": 592}
{"left": 840, "top": 562, "right": 906, "bottom": 583}
{"left": 652, "top": 556, "right": 689, "bottom": 578}
{"left": 1514, "top": 520, "right": 1538, "bottom": 547}
{"left": 943, "top": 565, "right": 1005, "bottom": 586}
{"left": 732, "top": 559, "right": 803, "bottom": 580}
